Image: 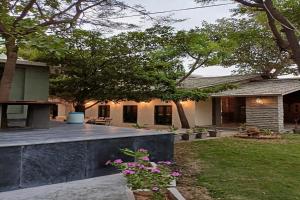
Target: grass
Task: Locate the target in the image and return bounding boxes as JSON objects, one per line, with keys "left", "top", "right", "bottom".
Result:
{"left": 175, "top": 135, "right": 300, "bottom": 200}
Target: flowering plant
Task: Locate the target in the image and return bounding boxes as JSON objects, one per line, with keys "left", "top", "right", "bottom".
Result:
{"left": 106, "top": 148, "right": 180, "bottom": 200}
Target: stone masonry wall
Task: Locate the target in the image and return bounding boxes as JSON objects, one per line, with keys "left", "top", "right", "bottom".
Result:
{"left": 246, "top": 96, "right": 284, "bottom": 132}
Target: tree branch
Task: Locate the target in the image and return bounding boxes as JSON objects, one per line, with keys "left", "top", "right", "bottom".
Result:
{"left": 234, "top": 0, "right": 263, "bottom": 8}
{"left": 13, "top": 0, "right": 36, "bottom": 25}
{"left": 176, "top": 55, "right": 201, "bottom": 86}
{"left": 85, "top": 100, "right": 101, "bottom": 110}
{"left": 266, "top": 13, "right": 289, "bottom": 50}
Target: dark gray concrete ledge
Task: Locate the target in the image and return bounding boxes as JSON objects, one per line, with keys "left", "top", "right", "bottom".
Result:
{"left": 0, "top": 123, "right": 171, "bottom": 147}
{"left": 0, "top": 124, "right": 174, "bottom": 192}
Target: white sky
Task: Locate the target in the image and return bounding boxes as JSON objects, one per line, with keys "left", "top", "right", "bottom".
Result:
{"left": 108, "top": 0, "right": 237, "bottom": 77}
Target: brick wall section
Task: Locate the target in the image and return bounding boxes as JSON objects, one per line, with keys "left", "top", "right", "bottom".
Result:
{"left": 246, "top": 96, "right": 284, "bottom": 132}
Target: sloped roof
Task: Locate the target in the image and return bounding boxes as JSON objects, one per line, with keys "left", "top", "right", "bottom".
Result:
{"left": 181, "top": 74, "right": 262, "bottom": 89}
{"left": 212, "top": 78, "right": 300, "bottom": 97}
{"left": 0, "top": 56, "right": 47, "bottom": 67}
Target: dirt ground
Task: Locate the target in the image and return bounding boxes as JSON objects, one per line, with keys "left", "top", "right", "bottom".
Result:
{"left": 174, "top": 142, "right": 213, "bottom": 200}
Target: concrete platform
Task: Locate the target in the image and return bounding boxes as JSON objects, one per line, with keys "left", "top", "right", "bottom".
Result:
{"left": 0, "top": 123, "right": 174, "bottom": 192}
{"left": 0, "top": 174, "right": 130, "bottom": 200}
{"left": 0, "top": 122, "right": 170, "bottom": 147}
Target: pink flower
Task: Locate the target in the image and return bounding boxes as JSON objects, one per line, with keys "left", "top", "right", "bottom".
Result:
{"left": 113, "top": 159, "right": 123, "bottom": 164}
{"left": 152, "top": 187, "right": 159, "bottom": 192}
{"left": 142, "top": 156, "right": 150, "bottom": 161}
{"left": 127, "top": 162, "right": 137, "bottom": 167}
{"left": 171, "top": 172, "right": 181, "bottom": 177}
{"left": 138, "top": 148, "right": 148, "bottom": 153}
{"left": 139, "top": 164, "right": 145, "bottom": 169}
{"left": 151, "top": 168, "right": 161, "bottom": 174}
{"left": 105, "top": 160, "right": 112, "bottom": 165}
{"left": 123, "top": 169, "right": 135, "bottom": 175}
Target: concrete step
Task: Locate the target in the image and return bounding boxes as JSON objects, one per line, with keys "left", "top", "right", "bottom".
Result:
{"left": 0, "top": 174, "right": 131, "bottom": 200}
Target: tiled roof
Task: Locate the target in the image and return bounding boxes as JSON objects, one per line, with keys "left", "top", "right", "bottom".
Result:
{"left": 212, "top": 78, "right": 300, "bottom": 97}
{"left": 180, "top": 74, "right": 262, "bottom": 89}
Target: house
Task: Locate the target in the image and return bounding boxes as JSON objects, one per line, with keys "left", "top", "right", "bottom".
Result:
{"left": 0, "top": 58, "right": 49, "bottom": 120}
{"left": 54, "top": 74, "right": 300, "bottom": 132}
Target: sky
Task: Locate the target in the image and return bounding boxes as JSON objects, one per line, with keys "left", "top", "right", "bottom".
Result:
{"left": 110, "top": 0, "right": 237, "bottom": 77}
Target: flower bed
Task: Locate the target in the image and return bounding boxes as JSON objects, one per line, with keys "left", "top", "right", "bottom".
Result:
{"left": 107, "top": 148, "right": 182, "bottom": 200}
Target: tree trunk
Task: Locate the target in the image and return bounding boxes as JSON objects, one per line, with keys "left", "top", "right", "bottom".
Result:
{"left": 283, "top": 27, "right": 300, "bottom": 70}
{"left": 74, "top": 103, "right": 85, "bottom": 113}
{"left": 0, "top": 38, "right": 18, "bottom": 101}
{"left": 0, "top": 104, "right": 8, "bottom": 128}
{"left": 0, "top": 37, "right": 18, "bottom": 128}
{"left": 262, "top": 0, "right": 300, "bottom": 71}
{"left": 174, "top": 100, "right": 190, "bottom": 129}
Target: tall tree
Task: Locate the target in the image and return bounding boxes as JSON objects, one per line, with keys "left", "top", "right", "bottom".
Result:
{"left": 41, "top": 27, "right": 180, "bottom": 113}
{"left": 195, "top": 0, "right": 300, "bottom": 71}
{"left": 165, "top": 28, "right": 231, "bottom": 128}
{"left": 34, "top": 26, "right": 231, "bottom": 129}
{"left": 203, "top": 18, "right": 296, "bottom": 78}
{"left": 0, "top": 0, "right": 141, "bottom": 101}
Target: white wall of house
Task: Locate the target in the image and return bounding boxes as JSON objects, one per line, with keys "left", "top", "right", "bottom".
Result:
{"left": 195, "top": 98, "right": 213, "bottom": 126}
{"left": 85, "top": 99, "right": 196, "bottom": 129}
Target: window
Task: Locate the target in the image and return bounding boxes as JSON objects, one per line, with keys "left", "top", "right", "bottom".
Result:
{"left": 155, "top": 105, "right": 172, "bottom": 125}
{"left": 98, "top": 105, "right": 110, "bottom": 118}
{"left": 123, "top": 105, "right": 138, "bottom": 123}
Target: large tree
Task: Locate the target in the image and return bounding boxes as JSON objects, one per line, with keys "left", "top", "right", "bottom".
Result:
{"left": 43, "top": 27, "right": 180, "bottom": 113}
{"left": 195, "top": 0, "right": 300, "bottom": 71}
{"left": 203, "top": 18, "right": 296, "bottom": 78}
{"left": 39, "top": 26, "right": 229, "bottom": 129}
{"left": 0, "top": 0, "right": 142, "bottom": 101}
{"left": 0, "top": 0, "right": 145, "bottom": 128}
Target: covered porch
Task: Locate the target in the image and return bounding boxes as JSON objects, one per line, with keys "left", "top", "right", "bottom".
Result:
{"left": 211, "top": 79, "right": 300, "bottom": 132}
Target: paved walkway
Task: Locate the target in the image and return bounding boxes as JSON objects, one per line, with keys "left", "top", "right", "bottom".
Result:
{"left": 0, "top": 174, "right": 131, "bottom": 200}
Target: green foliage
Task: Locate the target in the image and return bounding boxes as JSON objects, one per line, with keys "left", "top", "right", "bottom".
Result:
{"left": 29, "top": 25, "right": 232, "bottom": 107}
{"left": 161, "top": 83, "right": 238, "bottom": 101}
{"left": 203, "top": 18, "right": 296, "bottom": 78}
{"left": 193, "top": 127, "right": 208, "bottom": 133}
{"left": 260, "top": 128, "right": 274, "bottom": 135}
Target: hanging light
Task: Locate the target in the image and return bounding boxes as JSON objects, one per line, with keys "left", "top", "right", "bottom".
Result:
{"left": 256, "top": 98, "right": 264, "bottom": 105}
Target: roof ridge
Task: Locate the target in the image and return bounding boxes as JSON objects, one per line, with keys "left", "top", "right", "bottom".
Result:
{"left": 186, "top": 74, "right": 260, "bottom": 79}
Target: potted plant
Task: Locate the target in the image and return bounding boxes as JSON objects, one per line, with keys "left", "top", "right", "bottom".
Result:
{"left": 208, "top": 127, "right": 219, "bottom": 137}
{"left": 193, "top": 127, "right": 208, "bottom": 139}
{"left": 181, "top": 129, "right": 193, "bottom": 141}
{"left": 107, "top": 148, "right": 181, "bottom": 200}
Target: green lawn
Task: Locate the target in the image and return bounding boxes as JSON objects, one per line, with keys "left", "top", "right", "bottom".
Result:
{"left": 175, "top": 135, "right": 300, "bottom": 200}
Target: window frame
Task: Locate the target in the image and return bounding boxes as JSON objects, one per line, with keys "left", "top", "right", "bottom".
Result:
{"left": 154, "top": 105, "right": 172, "bottom": 125}
{"left": 123, "top": 105, "right": 138, "bottom": 123}
{"left": 98, "top": 105, "right": 110, "bottom": 118}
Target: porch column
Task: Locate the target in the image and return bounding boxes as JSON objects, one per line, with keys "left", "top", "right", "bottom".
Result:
{"left": 212, "top": 97, "right": 222, "bottom": 126}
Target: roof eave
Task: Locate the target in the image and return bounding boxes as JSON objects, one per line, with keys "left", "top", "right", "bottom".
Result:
{"left": 0, "top": 59, "right": 47, "bottom": 67}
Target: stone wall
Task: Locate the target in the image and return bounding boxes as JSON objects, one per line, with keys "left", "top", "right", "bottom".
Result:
{"left": 246, "top": 96, "right": 284, "bottom": 132}
{"left": 0, "top": 134, "right": 174, "bottom": 192}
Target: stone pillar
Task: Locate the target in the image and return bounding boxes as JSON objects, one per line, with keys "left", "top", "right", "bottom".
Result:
{"left": 246, "top": 96, "right": 284, "bottom": 132}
